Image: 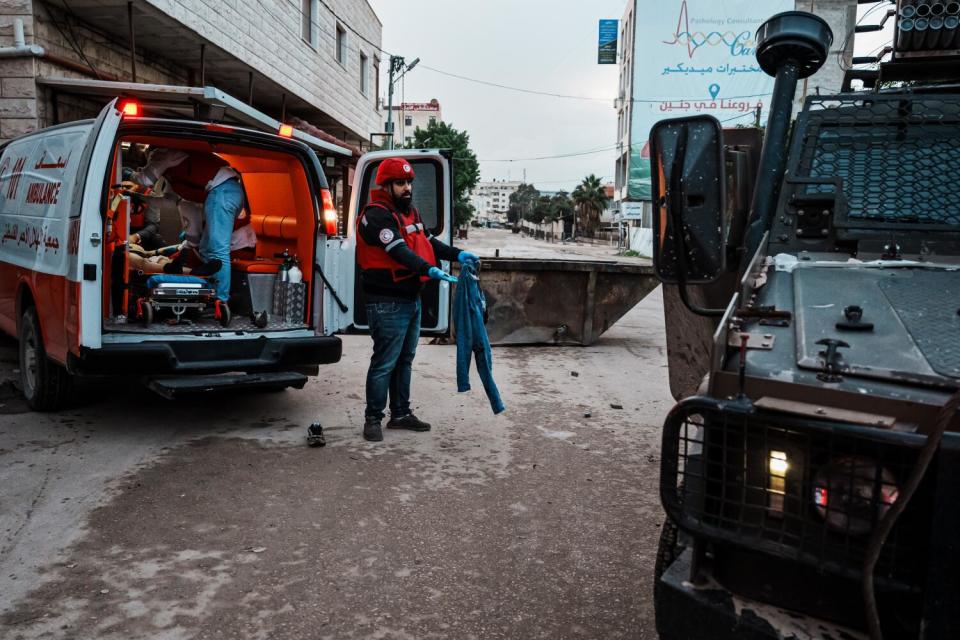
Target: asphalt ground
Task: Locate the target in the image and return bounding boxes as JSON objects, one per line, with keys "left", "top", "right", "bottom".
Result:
{"left": 0, "top": 230, "right": 672, "bottom": 639}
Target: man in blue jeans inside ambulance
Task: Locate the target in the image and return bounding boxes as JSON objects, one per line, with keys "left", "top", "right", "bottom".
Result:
{"left": 132, "top": 148, "right": 245, "bottom": 304}
{"left": 356, "top": 158, "right": 479, "bottom": 442}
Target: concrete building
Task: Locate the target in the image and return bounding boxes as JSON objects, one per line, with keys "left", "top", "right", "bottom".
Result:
{"left": 613, "top": 0, "right": 635, "bottom": 208}
{"left": 0, "top": 0, "right": 383, "bottom": 149}
{"left": 382, "top": 98, "right": 442, "bottom": 148}
{"left": 471, "top": 179, "right": 522, "bottom": 225}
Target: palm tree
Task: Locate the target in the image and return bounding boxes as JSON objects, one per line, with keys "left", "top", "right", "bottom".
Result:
{"left": 572, "top": 174, "right": 609, "bottom": 238}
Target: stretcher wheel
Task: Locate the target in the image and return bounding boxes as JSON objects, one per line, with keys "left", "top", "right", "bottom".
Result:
{"left": 140, "top": 301, "right": 153, "bottom": 326}
{"left": 217, "top": 302, "right": 232, "bottom": 328}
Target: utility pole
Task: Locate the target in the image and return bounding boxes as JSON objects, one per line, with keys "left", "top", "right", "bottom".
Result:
{"left": 385, "top": 56, "right": 419, "bottom": 150}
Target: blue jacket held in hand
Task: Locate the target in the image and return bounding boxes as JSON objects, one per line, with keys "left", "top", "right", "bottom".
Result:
{"left": 454, "top": 263, "right": 505, "bottom": 414}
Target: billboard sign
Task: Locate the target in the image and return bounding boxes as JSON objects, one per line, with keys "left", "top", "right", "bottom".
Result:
{"left": 628, "top": 0, "right": 791, "bottom": 200}
{"left": 620, "top": 201, "right": 645, "bottom": 220}
{"left": 599, "top": 19, "right": 619, "bottom": 64}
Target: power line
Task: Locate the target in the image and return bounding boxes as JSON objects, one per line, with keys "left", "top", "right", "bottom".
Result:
{"left": 720, "top": 111, "right": 756, "bottom": 124}
{"left": 837, "top": 0, "right": 893, "bottom": 71}
{"left": 480, "top": 146, "right": 618, "bottom": 162}
{"left": 284, "top": 0, "right": 392, "bottom": 58}
{"left": 287, "top": 0, "right": 774, "bottom": 106}
{"left": 315, "top": 0, "right": 392, "bottom": 56}
{"left": 282, "top": 0, "right": 779, "bottom": 109}
{"left": 420, "top": 63, "right": 775, "bottom": 104}
{"left": 481, "top": 114, "right": 763, "bottom": 162}
{"left": 419, "top": 64, "right": 611, "bottom": 102}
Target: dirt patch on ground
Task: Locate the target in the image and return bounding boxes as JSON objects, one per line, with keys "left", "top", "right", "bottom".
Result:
{"left": 2, "top": 421, "right": 661, "bottom": 640}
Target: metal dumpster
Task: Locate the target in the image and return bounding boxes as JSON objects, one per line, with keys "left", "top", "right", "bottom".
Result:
{"left": 466, "top": 258, "right": 659, "bottom": 346}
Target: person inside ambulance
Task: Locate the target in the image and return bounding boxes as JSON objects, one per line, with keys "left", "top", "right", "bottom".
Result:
{"left": 131, "top": 147, "right": 246, "bottom": 302}
{"left": 355, "top": 157, "right": 479, "bottom": 442}
{"left": 119, "top": 168, "right": 165, "bottom": 251}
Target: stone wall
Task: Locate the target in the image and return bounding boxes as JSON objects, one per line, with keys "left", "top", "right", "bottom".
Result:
{"left": 0, "top": 0, "right": 36, "bottom": 140}
{"left": 32, "top": 1, "right": 188, "bottom": 130}
{"left": 0, "top": 0, "right": 383, "bottom": 142}
{"left": 144, "top": 0, "right": 382, "bottom": 142}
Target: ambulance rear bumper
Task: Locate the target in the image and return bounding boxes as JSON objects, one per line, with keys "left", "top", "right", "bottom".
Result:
{"left": 68, "top": 335, "right": 342, "bottom": 375}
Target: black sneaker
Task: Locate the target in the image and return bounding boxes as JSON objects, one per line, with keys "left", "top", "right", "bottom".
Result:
{"left": 307, "top": 422, "right": 326, "bottom": 447}
{"left": 387, "top": 413, "right": 431, "bottom": 432}
{"left": 363, "top": 417, "right": 383, "bottom": 442}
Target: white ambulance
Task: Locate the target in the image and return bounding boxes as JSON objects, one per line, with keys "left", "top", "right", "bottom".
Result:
{"left": 0, "top": 97, "right": 454, "bottom": 410}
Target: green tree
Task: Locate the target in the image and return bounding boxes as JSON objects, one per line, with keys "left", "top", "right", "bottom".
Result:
{"left": 549, "top": 191, "right": 574, "bottom": 224}
{"left": 572, "top": 174, "right": 609, "bottom": 237}
{"left": 528, "top": 195, "right": 555, "bottom": 224}
{"left": 407, "top": 121, "right": 479, "bottom": 228}
{"left": 508, "top": 183, "right": 539, "bottom": 225}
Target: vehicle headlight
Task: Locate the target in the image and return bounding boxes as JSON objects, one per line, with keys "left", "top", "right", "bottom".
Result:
{"left": 767, "top": 450, "right": 789, "bottom": 513}
{"left": 812, "top": 456, "right": 899, "bottom": 536}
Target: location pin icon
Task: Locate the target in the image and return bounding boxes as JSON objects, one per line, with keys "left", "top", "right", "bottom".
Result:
{"left": 708, "top": 83, "right": 721, "bottom": 100}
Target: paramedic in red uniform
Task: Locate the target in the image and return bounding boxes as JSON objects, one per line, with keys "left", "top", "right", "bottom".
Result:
{"left": 356, "top": 158, "right": 479, "bottom": 442}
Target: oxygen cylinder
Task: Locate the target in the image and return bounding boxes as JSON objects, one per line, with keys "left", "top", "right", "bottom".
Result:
{"left": 272, "top": 250, "right": 292, "bottom": 317}
{"left": 288, "top": 260, "right": 303, "bottom": 284}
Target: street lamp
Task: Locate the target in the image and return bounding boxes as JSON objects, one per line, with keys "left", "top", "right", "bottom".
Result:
{"left": 384, "top": 56, "right": 420, "bottom": 150}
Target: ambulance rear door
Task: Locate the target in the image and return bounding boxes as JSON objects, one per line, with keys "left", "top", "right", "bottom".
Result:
{"left": 73, "top": 99, "right": 123, "bottom": 350}
{"left": 320, "top": 149, "right": 454, "bottom": 335}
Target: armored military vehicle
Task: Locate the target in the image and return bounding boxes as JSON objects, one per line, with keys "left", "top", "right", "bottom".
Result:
{"left": 650, "top": 7, "right": 960, "bottom": 639}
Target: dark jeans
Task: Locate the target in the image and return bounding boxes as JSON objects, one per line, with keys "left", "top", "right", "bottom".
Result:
{"left": 365, "top": 299, "right": 421, "bottom": 420}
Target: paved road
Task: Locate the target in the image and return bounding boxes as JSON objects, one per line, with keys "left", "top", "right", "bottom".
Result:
{"left": 463, "top": 228, "right": 641, "bottom": 263}
{"left": 0, "top": 233, "right": 671, "bottom": 640}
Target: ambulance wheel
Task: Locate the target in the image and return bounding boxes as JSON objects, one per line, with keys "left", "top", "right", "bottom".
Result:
{"left": 218, "top": 302, "right": 232, "bottom": 328}
{"left": 19, "top": 306, "right": 73, "bottom": 412}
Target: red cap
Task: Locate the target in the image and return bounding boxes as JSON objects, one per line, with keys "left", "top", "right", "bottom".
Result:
{"left": 375, "top": 157, "right": 416, "bottom": 186}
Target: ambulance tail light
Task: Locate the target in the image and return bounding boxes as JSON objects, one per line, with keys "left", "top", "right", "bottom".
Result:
{"left": 119, "top": 100, "right": 141, "bottom": 117}
{"left": 321, "top": 189, "right": 338, "bottom": 236}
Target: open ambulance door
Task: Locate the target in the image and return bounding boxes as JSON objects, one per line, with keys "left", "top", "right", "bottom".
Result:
{"left": 69, "top": 99, "right": 123, "bottom": 352}
{"left": 319, "top": 149, "right": 454, "bottom": 335}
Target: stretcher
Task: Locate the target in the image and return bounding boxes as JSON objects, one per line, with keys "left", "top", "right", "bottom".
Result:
{"left": 133, "top": 274, "right": 232, "bottom": 327}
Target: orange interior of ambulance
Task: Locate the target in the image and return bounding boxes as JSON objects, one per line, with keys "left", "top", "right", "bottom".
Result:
{"left": 102, "top": 136, "right": 317, "bottom": 329}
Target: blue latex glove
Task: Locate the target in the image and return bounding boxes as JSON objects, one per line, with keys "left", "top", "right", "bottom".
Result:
{"left": 458, "top": 250, "right": 480, "bottom": 265}
{"left": 428, "top": 266, "right": 458, "bottom": 283}
{"left": 427, "top": 267, "right": 457, "bottom": 282}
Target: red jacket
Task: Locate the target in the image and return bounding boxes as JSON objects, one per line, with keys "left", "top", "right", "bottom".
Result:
{"left": 356, "top": 188, "right": 437, "bottom": 283}
{"left": 164, "top": 152, "right": 228, "bottom": 203}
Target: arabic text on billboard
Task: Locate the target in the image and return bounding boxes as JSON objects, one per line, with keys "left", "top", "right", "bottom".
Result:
{"left": 628, "top": 0, "right": 790, "bottom": 200}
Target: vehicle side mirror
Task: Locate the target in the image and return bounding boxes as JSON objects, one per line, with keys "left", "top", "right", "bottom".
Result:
{"left": 650, "top": 115, "right": 726, "bottom": 284}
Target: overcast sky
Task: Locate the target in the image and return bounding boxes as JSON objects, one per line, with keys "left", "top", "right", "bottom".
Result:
{"left": 367, "top": 0, "right": 625, "bottom": 192}
{"left": 367, "top": 1, "right": 893, "bottom": 193}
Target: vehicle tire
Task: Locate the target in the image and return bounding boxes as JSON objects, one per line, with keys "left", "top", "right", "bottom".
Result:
{"left": 654, "top": 517, "right": 682, "bottom": 583}
{"left": 19, "top": 306, "right": 73, "bottom": 411}
{"left": 653, "top": 517, "right": 684, "bottom": 640}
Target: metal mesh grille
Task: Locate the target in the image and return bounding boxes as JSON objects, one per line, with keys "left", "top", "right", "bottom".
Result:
{"left": 661, "top": 402, "right": 932, "bottom": 589}
{"left": 795, "top": 95, "right": 960, "bottom": 228}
